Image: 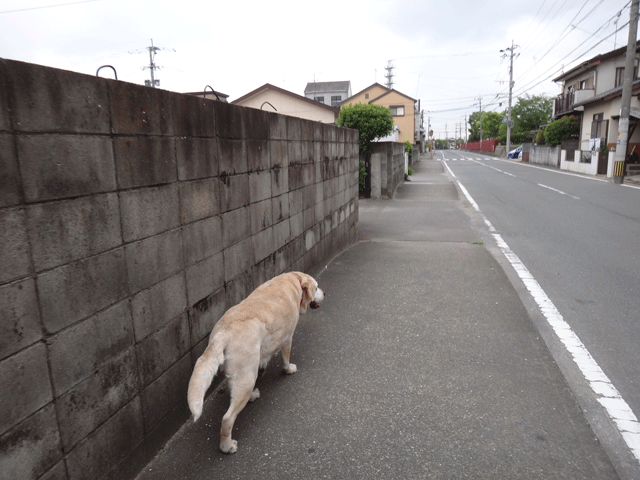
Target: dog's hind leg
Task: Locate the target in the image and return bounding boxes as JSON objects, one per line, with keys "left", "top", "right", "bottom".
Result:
{"left": 219, "top": 370, "right": 257, "bottom": 454}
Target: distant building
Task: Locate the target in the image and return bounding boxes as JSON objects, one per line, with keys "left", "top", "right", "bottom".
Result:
{"left": 341, "top": 83, "right": 417, "bottom": 145}
{"left": 304, "top": 81, "right": 352, "bottom": 108}
{"left": 232, "top": 83, "right": 338, "bottom": 123}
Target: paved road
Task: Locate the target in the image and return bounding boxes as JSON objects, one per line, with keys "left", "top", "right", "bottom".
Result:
{"left": 135, "top": 156, "right": 625, "bottom": 480}
{"left": 439, "top": 149, "right": 640, "bottom": 475}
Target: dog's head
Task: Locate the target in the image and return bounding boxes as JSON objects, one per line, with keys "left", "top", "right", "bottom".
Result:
{"left": 293, "top": 273, "right": 324, "bottom": 314}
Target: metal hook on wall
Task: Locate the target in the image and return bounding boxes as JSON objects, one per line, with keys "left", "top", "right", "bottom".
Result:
{"left": 204, "top": 85, "right": 221, "bottom": 101}
{"left": 261, "top": 101, "right": 277, "bottom": 111}
{"left": 96, "top": 65, "right": 118, "bottom": 79}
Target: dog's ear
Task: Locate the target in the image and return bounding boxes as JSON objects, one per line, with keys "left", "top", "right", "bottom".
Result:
{"left": 301, "top": 278, "right": 314, "bottom": 303}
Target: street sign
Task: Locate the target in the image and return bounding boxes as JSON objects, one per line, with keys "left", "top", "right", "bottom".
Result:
{"left": 508, "top": 120, "right": 515, "bottom": 129}
{"left": 501, "top": 116, "right": 508, "bottom": 124}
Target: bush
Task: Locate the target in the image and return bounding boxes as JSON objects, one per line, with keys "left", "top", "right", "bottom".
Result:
{"left": 336, "top": 103, "right": 394, "bottom": 152}
{"left": 404, "top": 141, "right": 413, "bottom": 153}
{"left": 535, "top": 129, "right": 546, "bottom": 145}
{"left": 359, "top": 160, "right": 367, "bottom": 192}
{"left": 544, "top": 116, "right": 580, "bottom": 146}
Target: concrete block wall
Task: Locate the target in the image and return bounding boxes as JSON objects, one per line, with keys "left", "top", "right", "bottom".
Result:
{"left": 369, "top": 141, "right": 405, "bottom": 199}
{"left": 529, "top": 144, "right": 561, "bottom": 167}
{"left": 0, "top": 59, "right": 359, "bottom": 480}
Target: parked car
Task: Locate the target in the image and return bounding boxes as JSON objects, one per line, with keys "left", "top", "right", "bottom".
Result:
{"left": 508, "top": 145, "right": 523, "bottom": 159}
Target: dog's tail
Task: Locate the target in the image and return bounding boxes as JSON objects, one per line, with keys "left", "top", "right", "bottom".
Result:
{"left": 187, "top": 333, "right": 226, "bottom": 422}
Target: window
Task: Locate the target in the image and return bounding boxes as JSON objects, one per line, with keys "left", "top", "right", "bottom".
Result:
{"left": 389, "top": 105, "right": 404, "bottom": 116}
{"left": 331, "top": 95, "right": 342, "bottom": 107}
{"left": 314, "top": 96, "right": 324, "bottom": 103}
{"left": 365, "top": 93, "right": 369, "bottom": 99}
{"left": 615, "top": 66, "right": 638, "bottom": 87}
{"left": 591, "top": 113, "right": 609, "bottom": 139}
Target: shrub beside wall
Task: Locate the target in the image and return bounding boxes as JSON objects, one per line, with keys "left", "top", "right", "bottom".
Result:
{"left": 0, "top": 59, "right": 359, "bottom": 480}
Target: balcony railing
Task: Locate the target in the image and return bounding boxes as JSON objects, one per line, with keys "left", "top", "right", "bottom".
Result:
{"left": 554, "top": 91, "right": 574, "bottom": 117}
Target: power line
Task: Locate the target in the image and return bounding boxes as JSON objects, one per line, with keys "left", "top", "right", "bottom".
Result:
{"left": 0, "top": 0, "right": 103, "bottom": 14}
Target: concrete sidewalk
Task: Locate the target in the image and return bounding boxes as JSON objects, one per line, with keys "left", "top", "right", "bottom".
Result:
{"left": 135, "top": 157, "right": 618, "bottom": 479}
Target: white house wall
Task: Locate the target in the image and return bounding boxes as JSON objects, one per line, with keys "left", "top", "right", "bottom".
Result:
{"left": 238, "top": 90, "right": 336, "bottom": 123}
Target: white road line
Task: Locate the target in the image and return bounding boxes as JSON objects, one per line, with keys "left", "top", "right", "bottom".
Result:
{"left": 537, "top": 183, "right": 580, "bottom": 200}
{"left": 442, "top": 159, "right": 640, "bottom": 465}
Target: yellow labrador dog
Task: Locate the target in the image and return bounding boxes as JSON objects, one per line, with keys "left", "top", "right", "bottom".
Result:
{"left": 187, "top": 271, "right": 324, "bottom": 453}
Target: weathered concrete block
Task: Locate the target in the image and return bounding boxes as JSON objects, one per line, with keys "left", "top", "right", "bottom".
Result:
{"left": 0, "top": 404, "right": 63, "bottom": 480}
{"left": 288, "top": 141, "right": 302, "bottom": 166}
{"left": 109, "top": 81, "right": 173, "bottom": 135}
{"left": 120, "top": 184, "right": 180, "bottom": 242}
{"left": 37, "top": 248, "right": 129, "bottom": 334}
{"left": 223, "top": 237, "right": 254, "bottom": 282}
{"left": 252, "top": 255, "right": 275, "bottom": 289}
{"left": 0, "top": 342, "right": 52, "bottom": 435}
{"left": 219, "top": 173, "right": 250, "bottom": 212}
{"left": 300, "top": 119, "right": 314, "bottom": 141}
{"left": 0, "top": 278, "right": 41, "bottom": 360}
{"left": 225, "top": 270, "right": 253, "bottom": 308}
{"left": 286, "top": 116, "right": 302, "bottom": 141}
{"left": 218, "top": 138, "right": 248, "bottom": 175}
{"left": 131, "top": 273, "right": 187, "bottom": 341}
{"left": 189, "top": 288, "right": 226, "bottom": 347}
{"left": 5, "top": 59, "right": 110, "bottom": 133}
{"left": 247, "top": 139, "right": 270, "bottom": 172}
{"left": 272, "top": 193, "right": 290, "bottom": 223}
{"left": 288, "top": 164, "right": 304, "bottom": 191}
{"left": 323, "top": 123, "right": 337, "bottom": 143}
{"left": 136, "top": 314, "right": 190, "bottom": 388}
{"left": 172, "top": 94, "right": 215, "bottom": 137}
{"left": 0, "top": 61, "right": 10, "bottom": 132}
{"left": 274, "top": 243, "right": 292, "bottom": 276}
{"left": 140, "top": 354, "right": 191, "bottom": 432}
{"left": 289, "top": 187, "right": 304, "bottom": 216}
{"left": 65, "top": 398, "right": 144, "bottom": 480}
{"left": 273, "top": 219, "right": 291, "bottom": 252}
{"left": 244, "top": 108, "right": 270, "bottom": 140}
{"left": 270, "top": 139, "right": 289, "bottom": 169}
{"left": 182, "top": 216, "right": 222, "bottom": 267}
{"left": 249, "top": 170, "right": 272, "bottom": 204}
{"left": 0, "top": 207, "right": 31, "bottom": 284}
{"left": 185, "top": 252, "right": 224, "bottom": 306}
{"left": 17, "top": 134, "right": 116, "bottom": 202}
{"left": 56, "top": 348, "right": 138, "bottom": 451}
{"left": 48, "top": 300, "right": 134, "bottom": 396}
{"left": 125, "top": 228, "right": 183, "bottom": 295}
{"left": 221, "top": 206, "right": 250, "bottom": 248}
{"left": 272, "top": 164, "right": 289, "bottom": 197}
{"left": 114, "top": 136, "right": 177, "bottom": 189}
{"left": 214, "top": 101, "right": 244, "bottom": 139}
{"left": 0, "top": 134, "right": 20, "bottom": 207}
{"left": 250, "top": 198, "right": 273, "bottom": 235}
{"left": 27, "top": 193, "right": 122, "bottom": 272}
{"left": 290, "top": 211, "right": 304, "bottom": 239}
{"left": 179, "top": 178, "right": 220, "bottom": 225}
{"left": 252, "top": 227, "right": 274, "bottom": 264}
{"left": 268, "top": 111, "right": 287, "bottom": 140}
{"left": 176, "top": 137, "right": 218, "bottom": 181}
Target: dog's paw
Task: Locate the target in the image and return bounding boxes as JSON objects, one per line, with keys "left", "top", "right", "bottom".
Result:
{"left": 250, "top": 388, "right": 260, "bottom": 402}
{"left": 220, "top": 439, "right": 238, "bottom": 454}
{"left": 284, "top": 363, "right": 297, "bottom": 374}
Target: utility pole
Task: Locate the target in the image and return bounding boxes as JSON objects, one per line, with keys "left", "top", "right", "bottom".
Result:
{"left": 501, "top": 41, "right": 520, "bottom": 154}
{"left": 145, "top": 39, "right": 160, "bottom": 88}
{"left": 384, "top": 60, "right": 395, "bottom": 89}
{"left": 613, "top": 0, "right": 639, "bottom": 181}
{"left": 478, "top": 95, "right": 483, "bottom": 142}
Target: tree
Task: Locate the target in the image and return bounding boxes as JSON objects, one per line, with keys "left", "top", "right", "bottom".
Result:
{"left": 336, "top": 103, "right": 394, "bottom": 152}
{"left": 467, "top": 111, "right": 504, "bottom": 142}
{"left": 543, "top": 116, "right": 580, "bottom": 145}
{"left": 468, "top": 111, "right": 481, "bottom": 142}
{"left": 499, "top": 94, "right": 553, "bottom": 145}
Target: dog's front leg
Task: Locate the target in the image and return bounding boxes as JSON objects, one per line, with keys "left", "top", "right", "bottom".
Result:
{"left": 280, "top": 338, "right": 297, "bottom": 374}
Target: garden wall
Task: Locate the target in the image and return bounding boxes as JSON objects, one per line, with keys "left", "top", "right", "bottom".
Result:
{"left": 529, "top": 144, "right": 561, "bottom": 167}
{"left": 0, "top": 58, "right": 359, "bottom": 480}
{"left": 368, "top": 141, "right": 405, "bottom": 199}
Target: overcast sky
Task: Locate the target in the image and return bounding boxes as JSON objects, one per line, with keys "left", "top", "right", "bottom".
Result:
{"left": 0, "top": 0, "right": 635, "bottom": 138}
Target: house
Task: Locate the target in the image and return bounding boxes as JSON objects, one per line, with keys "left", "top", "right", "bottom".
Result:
{"left": 184, "top": 89, "right": 229, "bottom": 102}
{"left": 552, "top": 40, "right": 640, "bottom": 174}
{"left": 231, "top": 83, "right": 339, "bottom": 123}
{"left": 340, "top": 83, "right": 417, "bottom": 145}
{"left": 304, "top": 81, "right": 352, "bottom": 108}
